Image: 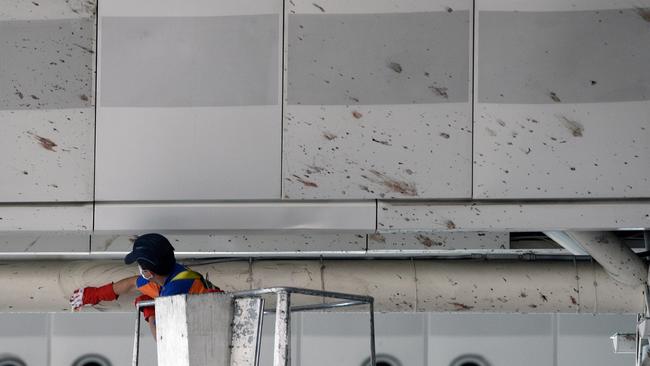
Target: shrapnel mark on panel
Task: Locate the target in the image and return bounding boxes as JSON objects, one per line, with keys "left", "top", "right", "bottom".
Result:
{"left": 322, "top": 131, "right": 337, "bottom": 140}
{"left": 429, "top": 85, "right": 449, "bottom": 99}
{"left": 363, "top": 170, "right": 418, "bottom": 196}
{"left": 416, "top": 234, "right": 441, "bottom": 247}
{"left": 293, "top": 175, "right": 318, "bottom": 188}
{"left": 371, "top": 138, "right": 391, "bottom": 146}
{"left": 26, "top": 131, "right": 57, "bottom": 152}
{"left": 72, "top": 43, "right": 94, "bottom": 54}
{"left": 368, "top": 233, "right": 386, "bottom": 243}
{"left": 449, "top": 302, "right": 473, "bottom": 310}
{"left": 388, "top": 62, "right": 403, "bottom": 73}
{"left": 557, "top": 115, "right": 584, "bottom": 137}
{"left": 549, "top": 91, "right": 561, "bottom": 103}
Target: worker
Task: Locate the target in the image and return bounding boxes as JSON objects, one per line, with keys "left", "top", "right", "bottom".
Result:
{"left": 69, "top": 233, "right": 221, "bottom": 337}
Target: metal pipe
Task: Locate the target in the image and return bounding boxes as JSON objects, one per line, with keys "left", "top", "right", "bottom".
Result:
{"left": 264, "top": 301, "right": 366, "bottom": 314}
{"left": 0, "top": 259, "right": 644, "bottom": 313}
{"left": 255, "top": 299, "right": 265, "bottom": 366}
{"left": 566, "top": 231, "right": 648, "bottom": 288}
{"left": 132, "top": 309, "right": 141, "bottom": 366}
{"left": 369, "top": 301, "right": 376, "bottom": 366}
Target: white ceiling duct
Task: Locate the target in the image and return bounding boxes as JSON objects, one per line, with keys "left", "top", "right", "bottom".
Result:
{"left": 543, "top": 231, "right": 588, "bottom": 256}
{"left": 565, "top": 231, "right": 648, "bottom": 288}
{"left": 0, "top": 259, "right": 643, "bottom": 313}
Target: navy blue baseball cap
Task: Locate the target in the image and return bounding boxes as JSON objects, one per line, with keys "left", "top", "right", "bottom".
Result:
{"left": 124, "top": 233, "right": 176, "bottom": 274}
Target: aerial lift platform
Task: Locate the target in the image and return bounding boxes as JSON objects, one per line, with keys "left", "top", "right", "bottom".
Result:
{"left": 132, "top": 287, "right": 377, "bottom": 366}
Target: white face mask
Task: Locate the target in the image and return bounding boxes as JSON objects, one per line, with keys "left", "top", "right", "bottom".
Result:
{"left": 138, "top": 265, "right": 154, "bottom": 280}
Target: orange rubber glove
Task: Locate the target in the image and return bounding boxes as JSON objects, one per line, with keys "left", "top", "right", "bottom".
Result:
{"left": 135, "top": 294, "right": 155, "bottom": 321}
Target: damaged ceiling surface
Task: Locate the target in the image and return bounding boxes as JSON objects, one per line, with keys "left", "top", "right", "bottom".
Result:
{"left": 0, "top": 0, "right": 649, "bottom": 314}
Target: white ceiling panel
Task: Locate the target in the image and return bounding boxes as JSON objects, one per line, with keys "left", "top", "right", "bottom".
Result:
{"left": 91, "top": 233, "right": 366, "bottom": 256}
{"left": 96, "top": 0, "right": 283, "bottom": 201}
{"left": 0, "top": 0, "right": 95, "bottom": 203}
{"left": 368, "top": 231, "right": 509, "bottom": 252}
{"left": 474, "top": 4, "right": 650, "bottom": 199}
{"left": 283, "top": 0, "right": 473, "bottom": 199}
{"left": 94, "top": 202, "right": 376, "bottom": 233}
{"left": 0, "top": 204, "right": 92, "bottom": 232}
{"left": 378, "top": 201, "right": 650, "bottom": 232}
{"left": 0, "top": 109, "right": 94, "bottom": 202}
{"left": 95, "top": 107, "right": 281, "bottom": 200}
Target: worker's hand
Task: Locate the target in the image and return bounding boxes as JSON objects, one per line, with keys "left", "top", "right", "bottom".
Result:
{"left": 135, "top": 295, "right": 156, "bottom": 321}
{"left": 69, "top": 283, "right": 118, "bottom": 311}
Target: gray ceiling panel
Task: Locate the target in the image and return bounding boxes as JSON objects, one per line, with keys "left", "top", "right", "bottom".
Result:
{"left": 0, "top": 18, "right": 94, "bottom": 110}
{"left": 478, "top": 9, "right": 650, "bottom": 104}
{"left": 100, "top": 15, "right": 280, "bottom": 107}
{"left": 287, "top": 11, "right": 470, "bottom": 105}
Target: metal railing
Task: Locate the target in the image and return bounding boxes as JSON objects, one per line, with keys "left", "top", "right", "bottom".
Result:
{"left": 132, "top": 287, "right": 376, "bottom": 366}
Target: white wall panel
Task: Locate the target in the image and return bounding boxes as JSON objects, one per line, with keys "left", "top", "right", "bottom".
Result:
{"left": 474, "top": 2, "right": 650, "bottom": 199}
{"left": 96, "top": 0, "right": 283, "bottom": 201}
{"left": 300, "top": 313, "right": 424, "bottom": 366}
{"left": 557, "top": 314, "right": 635, "bottom": 366}
{"left": 0, "top": 313, "right": 48, "bottom": 365}
{"left": 258, "top": 313, "right": 300, "bottom": 366}
{"left": 283, "top": 0, "right": 473, "bottom": 199}
{"left": 428, "top": 313, "right": 554, "bottom": 366}
{"left": 51, "top": 312, "right": 157, "bottom": 366}
{"left": 378, "top": 201, "right": 650, "bottom": 231}
{"left": 0, "top": 312, "right": 637, "bottom": 366}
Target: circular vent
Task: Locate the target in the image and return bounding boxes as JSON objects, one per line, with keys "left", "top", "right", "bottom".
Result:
{"left": 71, "top": 354, "right": 112, "bottom": 366}
{"left": 361, "top": 354, "right": 403, "bottom": 366}
{"left": 0, "top": 356, "right": 26, "bottom": 366}
{"left": 450, "top": 354, "right": 491, "bottom": 366}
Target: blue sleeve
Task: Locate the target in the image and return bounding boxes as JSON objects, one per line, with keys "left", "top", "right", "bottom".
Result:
{"left": 160, "top": 279, "right": 194, "bottom": 297}
{"left": 136, "top": 276, "right": 150, "bottom": 288}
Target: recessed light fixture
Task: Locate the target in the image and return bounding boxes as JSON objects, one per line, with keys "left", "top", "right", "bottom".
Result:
{"left": 361, "top": 353, "right": 402, "bottom": 366}
{"left": 450, "top": 354, "right": 491, "bottom": 366}
{"left": 71, "top": 354, "right": 112, "bottom": 366}
{"left": 0, "top": 356, "right": 26, "bottom": 366}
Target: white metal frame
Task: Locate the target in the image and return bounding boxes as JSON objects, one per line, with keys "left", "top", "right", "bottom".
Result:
{"left": 132, "top": 287, "right": 376, "bottom": 366}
